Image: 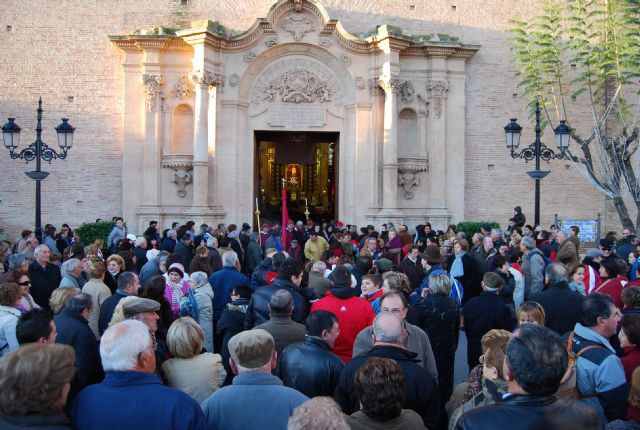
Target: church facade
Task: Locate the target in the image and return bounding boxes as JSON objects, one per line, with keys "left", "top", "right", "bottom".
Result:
{"left": 0, "top": 0, "right": 615, "bottom": 235}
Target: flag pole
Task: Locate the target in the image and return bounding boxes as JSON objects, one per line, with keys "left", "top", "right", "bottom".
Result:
{"left": 255, "top": 197, "right": 261, "bottom": 247}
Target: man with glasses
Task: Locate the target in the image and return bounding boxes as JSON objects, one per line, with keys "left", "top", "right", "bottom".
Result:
{"left": 352, "top": 292, "right": 438, "bottom": 378}
{"left": 569, "top": 293, "right": 628, "bottom": 425}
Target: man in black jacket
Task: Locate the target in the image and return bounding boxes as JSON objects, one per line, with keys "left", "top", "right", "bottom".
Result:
{"left": 279, "top": 310, "right": 343, "bottom": 397}
{"left": 244, "top": 258, "right": 315, "bottom": 328}
{"left": 55, "top": 293, "right": 103, "bottom": 406}
{"left": 456, "top": 324, "right": 599, "bottom": 430}
{"left": 334, "top": 312, "right": 440, "bottom": 430}
{"left": 531, "top": 263, "right": 584, "bottom": 336}
{"left": 463, "top": 272, "right": 515, "bottom": 370}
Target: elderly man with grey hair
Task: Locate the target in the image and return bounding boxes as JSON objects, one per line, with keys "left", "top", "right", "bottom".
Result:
{"left": 335, "top": 312, "right": 440, "bottom": 429}
{"left": 54, "top": 293, "right": 103, "bottom": 403}
{"left": 71, "top": 320, "right": 206, "bottom": 430}
{"left": 139, "top": 249, "right": 167, "bottom": 289}
{"left": 133, "top": 236, "right": 148, "bottom": 272}
{"left": 28, "top": 244, "right": 62, "bottom": 310}
{"left": 59, "top": 258, "right": 86, "bottom": 289}
{"left": 519, "top": 236, "right": 546, "bottom": 299}
{"left": 205, "top": 236, "right": 222, "bottom": 273}
{"left": 254, "top": 289, "right": 306, "bottom": 363}
{"left": 309, "top": 260, "right": 332, "bottom": 298}
{"left": 208, "top": 250, "right": 249, "bottom": 353}
{"left": 531, "top": 262, "right": 585, "bottom": 336}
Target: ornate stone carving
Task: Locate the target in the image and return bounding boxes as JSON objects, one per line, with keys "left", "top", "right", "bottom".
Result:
{"left": 319, "top": 40, "right": 332, "bottom": 48}
{"left": 142, "top": 74, "right": 162, "bottom": 112}
{"left": 161, "top": 155, "right": 193, "bottom": 198}
{"left": 378, "top": 75, "right": 400, "bottom": 94}
{"left": 243, "top": 50, "right": 256, "bottom": 63}
{"left": 174, "top": 75, "right": 194, "bottom": 99}
{"left": 417, "top": 94, "right": 429, "bottom": 116}
{"left": 189, "top": 69, "right": 224, "bottom": 89}
{"left": 399, "top": 109, "right": 417, "bottom": 120}
{"left": 397, "top": 159, "right": 428, "bottom": 200}
{"left": 281, "top": 14, "right": 315, "bottom": 41}
{"left": 265, "top": 38, "right": 278, "bottom": 48}
{"left": 341, "top": 55, "right": 352, "bottom": 67}
{"left": 229, "top": 73, "right": 240, "bottom": 87}
{"left": 251, "top": 58, "right": 343, "bottom": 109}
{"left": 292, "top": 0, "right": 304, "bottom": 13}
{"left": 262, "top": 69, "right": 332, "bottom": 103}
{"left": 355, "top": 76, "right": 365, "bottom": 91}
{"left": 427, "top": 79, "right": 449, "bottom": 118}
{"left": 368, "top": 78, "right": 383, "bottom": 96}
{"left": 399, "top": 80, "right": 415, "bottom": 104}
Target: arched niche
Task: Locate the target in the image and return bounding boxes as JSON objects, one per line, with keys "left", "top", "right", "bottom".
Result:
{"left": 398, "top": 108, "right": 418, "bottom": 159}
{"left": 171, "top": 104, "right": 194, "bottom": 154}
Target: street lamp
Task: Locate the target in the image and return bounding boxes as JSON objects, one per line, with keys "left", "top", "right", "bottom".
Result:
{"left": 504, "top": 101, "right": 571, "bottom": 226}
{"left": 2, "top": 98, "right": 75, "bottom": 242}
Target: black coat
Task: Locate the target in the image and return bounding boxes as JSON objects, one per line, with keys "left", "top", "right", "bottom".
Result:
{"left": 174, "top": 240, "right": 193, "bottom": 270}
{"left": 54, "top": 310, "right": 103, "bottom": 402}
{"left": 334, "top": 345, "right": 441, "bottom": 430}
{"left": 28, "top": 261, "right": 62, "bottom": 310}
{"left": 415, "top": 294, "right": 460, "bottom": 402}
{"left": 447, "top": 254, "right": 483, "bottom": 305}
{"left": 217, "top": 299, "right": 249, "bottom": 386}
{"left": 455, "top": 395, "right": 578, "bottom": 430}
{"left": 279, "top": 335, "right": 344, "bottom": 398}
{"left": 531, "top": 281, "right": 585, "bottom": 336}
{"left": 98, "top": 291, "right": 127, "bottom": 335}
{"left": 400, "top": 257, "right": 425, "bottom": 292}
{"left": 463, "top": 291, "right": 515, "bottom": 369}
{"left": 244, "top": 278, "right": 314, "bottom": 328}
{"left": 133, "top": 246, "right": 148, "bottom": 272}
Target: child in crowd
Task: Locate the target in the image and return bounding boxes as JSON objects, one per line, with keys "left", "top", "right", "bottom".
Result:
{"left": 516, "top": 301, "right": 545, "bottom": 327}
{"left": 360, "top": 274, "right": 383, "bottom": 314}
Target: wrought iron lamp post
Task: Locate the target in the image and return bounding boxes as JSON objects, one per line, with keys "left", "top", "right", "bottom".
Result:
{"left": 504, "top": 101, "right": 571, "bottom": 226}
{"left": 2, "top": 98, "right": 75, "bottom": 242}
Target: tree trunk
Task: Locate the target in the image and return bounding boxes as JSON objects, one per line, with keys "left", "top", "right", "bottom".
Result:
{"left": 613, "top": 196, "right": 636, "bottom": 232}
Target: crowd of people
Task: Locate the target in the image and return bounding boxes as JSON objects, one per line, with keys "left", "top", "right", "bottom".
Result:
{"left": 1, "top": 208, "right": 640, "bottom": 429}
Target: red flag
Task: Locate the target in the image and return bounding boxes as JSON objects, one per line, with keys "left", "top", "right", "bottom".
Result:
{"left": 281, "top": 184, "right": 289, "bottom": 247}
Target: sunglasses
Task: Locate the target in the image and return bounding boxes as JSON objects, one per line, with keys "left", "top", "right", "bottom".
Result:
{"left": 17, "top": 281, "right": 31, "bottom": 286}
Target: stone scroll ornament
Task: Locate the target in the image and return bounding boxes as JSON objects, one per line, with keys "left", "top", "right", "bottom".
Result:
{"left": 427, "top": 79, "right": 449, "bottom": 118}
{"left": 263, "top": 69, "right": 332, "bottom": 103}
{"left": 399, "top": 80, "right": 415, "bottom": 104}
{"left": 173, "top": 170, "right": 192, "bottom": 198}
{"left": 174, "top": 75, "right": 194, "bottom": 99}
{"left": 189, "top": 70, "right": 224, "bottom": 89}
{"left": 281, "top": 14, "right": 315, "bottom": 41}
{"left": 397, "top": 161, "right": 428, "bottom": 199}
{"left": 162, "top": 155, "right": 193, "bottom": 198}
{"left": 142, "top": 74, "right": 163, "bottom": 112}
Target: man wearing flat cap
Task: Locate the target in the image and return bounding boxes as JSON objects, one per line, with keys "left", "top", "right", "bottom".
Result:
{"left": 201, "top": 329, "right": 308, "bottom": 430}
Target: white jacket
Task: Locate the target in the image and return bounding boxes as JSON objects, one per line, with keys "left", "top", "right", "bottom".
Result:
{"left": 162, "top": 352, "right": 226, "bottom": 403}
{"left": 0, "top": 305, "right": 21, "bottom": 357}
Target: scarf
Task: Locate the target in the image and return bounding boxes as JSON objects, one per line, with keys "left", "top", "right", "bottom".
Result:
{"left": 166, "top": 279, "right": 184, "bottom": 309}
{"left": 450, "top": 252, "right": 465, "bottom": 278}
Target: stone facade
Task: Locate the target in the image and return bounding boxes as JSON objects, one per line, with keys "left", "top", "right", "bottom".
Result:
{"left": 0, "top": 0, "right": 622, "bottom": 237}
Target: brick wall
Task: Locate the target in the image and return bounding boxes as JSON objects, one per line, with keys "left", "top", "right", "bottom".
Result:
{"left": 0, "top": 0, "right": 627, "bottom": 240}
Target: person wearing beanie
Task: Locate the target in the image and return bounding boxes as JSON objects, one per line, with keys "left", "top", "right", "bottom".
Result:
{"left": 164, "top": 264, "right": 190, "bottom": 317}
{"left": 462, "top": 272, "right": 515, "bottom": 371}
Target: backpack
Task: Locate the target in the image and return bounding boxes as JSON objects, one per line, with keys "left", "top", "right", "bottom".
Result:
{"left": 559, "top": 331, "right": 607, "bottom": 399}
{"left": 179, "top": 288, "right": 200, "bottom": 322}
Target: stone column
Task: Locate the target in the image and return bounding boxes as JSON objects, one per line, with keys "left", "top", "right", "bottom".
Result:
{"left": 427, "top": 79, "right": 449, "bottom": 209}
{"left": 189, "top": 70, "right": 217, "bottom": 208}
{"left": 379, "top": 75, "right": 400, "bottom": 210}
{"left": 141, "top": 74, "right": 162, "bottom": 207}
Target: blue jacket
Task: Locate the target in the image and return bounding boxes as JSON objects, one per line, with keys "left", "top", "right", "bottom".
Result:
{"left": 72, "top": 371, "right": 206, "bottom": 430}
{"left": 571, "top": 323, "right": 629, "bottom": 425}
{"left": 200, "top": 372, "right": 308, "bottom": 430}
{"left": 208, "top": 267, "right": 249, "bottom": 320}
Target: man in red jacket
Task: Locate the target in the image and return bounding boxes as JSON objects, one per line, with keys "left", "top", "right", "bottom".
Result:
{"left": 310, "top": 266, "right": 375, "bottom": 362}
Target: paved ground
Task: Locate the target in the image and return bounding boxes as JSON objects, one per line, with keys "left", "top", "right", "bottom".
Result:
{"left": 453, "top": 331, "right": 469, "bottom": 386}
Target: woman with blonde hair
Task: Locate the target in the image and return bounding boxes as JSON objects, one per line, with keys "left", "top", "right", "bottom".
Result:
{"left": 49, "top": 287, "right": 81, "bottom": 315}
{"left": 162, "top": 317, "right": 225, "bottom": 402}
{"left": 0, "top": 343, "right": 76, "bottom": 428}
